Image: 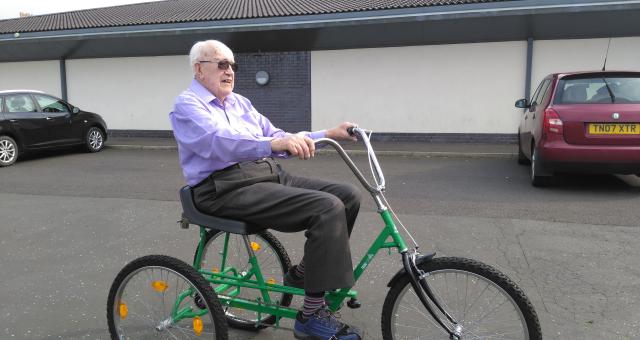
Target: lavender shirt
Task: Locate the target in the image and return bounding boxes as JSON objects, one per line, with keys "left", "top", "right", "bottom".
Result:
{"left": 170, "top": 79, "right": 325, "bottom": 186}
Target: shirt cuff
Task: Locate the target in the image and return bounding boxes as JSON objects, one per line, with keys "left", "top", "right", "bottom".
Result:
{"left": 307, "top": 130, "right": 327, "bottom": 140}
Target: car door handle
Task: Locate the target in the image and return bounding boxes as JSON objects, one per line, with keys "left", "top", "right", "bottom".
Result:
{"left": 46, "top": 117, "right": 52, "bottom": 120}
{"left": 9, "top": 119, "right": 18, "bottom": 123}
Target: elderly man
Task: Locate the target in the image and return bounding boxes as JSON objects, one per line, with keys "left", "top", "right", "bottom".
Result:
{"left": 169, "top": 40, "right": 362, "bottom": 340}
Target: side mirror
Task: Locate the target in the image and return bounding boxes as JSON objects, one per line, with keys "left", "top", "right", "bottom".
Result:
{"left": 72, "top": 107, "right": 80, "bottom": 114}
{"left": 514, "top": 98, "right": 529, "bottom": 108}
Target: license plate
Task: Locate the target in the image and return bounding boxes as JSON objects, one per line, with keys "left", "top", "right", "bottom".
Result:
{"left": 588, "top": 123, "right": 640, "bottom": 135}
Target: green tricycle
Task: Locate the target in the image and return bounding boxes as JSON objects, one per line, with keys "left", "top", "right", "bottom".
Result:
{"left": 107, "top": 127, "right": 542, "bottom": 340}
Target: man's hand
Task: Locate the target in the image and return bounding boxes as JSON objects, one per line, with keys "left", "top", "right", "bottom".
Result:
{"left": 326, "top": 121, "right": 358, "bottom": 141}
{"left": 271, "top": 134, "right": 315, "bottom": 160}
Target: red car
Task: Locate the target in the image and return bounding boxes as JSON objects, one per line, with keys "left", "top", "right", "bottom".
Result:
{"left": 516, "top": 71, "right": 640, "bottom": 186}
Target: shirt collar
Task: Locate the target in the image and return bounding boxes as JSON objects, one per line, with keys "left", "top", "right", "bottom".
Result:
{"left": 189, "top": 79, "right": 237, "bottom": 106}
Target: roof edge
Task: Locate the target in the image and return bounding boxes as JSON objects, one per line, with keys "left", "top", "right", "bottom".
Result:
{"left": 2, "top": 0, "right": 640, "bottom": 42}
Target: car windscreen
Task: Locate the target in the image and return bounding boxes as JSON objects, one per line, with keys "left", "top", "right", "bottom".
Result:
{"left": 554, "top": 76, "right": 640, "bottom": 104}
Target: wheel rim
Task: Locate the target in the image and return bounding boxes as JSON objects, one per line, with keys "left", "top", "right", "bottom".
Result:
{"left": 200, "top": 233, "right": 287, "bottom": 324}
{"left": 89, "top": 129, "right": 103, "bottom": 150}
{"left": 0, "top": 139, "right": 16, "bottom": 164}
{"left": 390, "top": 269, "right": 530, "bottom": 340}
{"left": 112, "top": 265, "right": 218, "bottom": 339}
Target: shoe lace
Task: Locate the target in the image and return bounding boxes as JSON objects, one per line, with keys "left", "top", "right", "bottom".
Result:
{"left": 315, "top": 307, "right": 343, "bottom": 329}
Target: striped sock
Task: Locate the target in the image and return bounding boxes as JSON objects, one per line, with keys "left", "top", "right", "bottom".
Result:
{"left": 294, "top": 260, "right": 305, "bottom": 279}
{"left": 301, "top": 292, "right": 325, "bottom": 319}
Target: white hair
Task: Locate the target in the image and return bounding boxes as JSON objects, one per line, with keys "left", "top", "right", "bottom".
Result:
{"left": 189, "top": 40, "right": 235, "bottom": 75}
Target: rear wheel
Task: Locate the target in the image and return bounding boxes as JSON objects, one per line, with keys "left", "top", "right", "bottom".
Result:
{"left": 381, "top": 257, "right": 541, "bottom": 340}
{"left": 0, "top": 136, "right": 18, "bottom": 167}
{"left": 194, "top": 230, "right": 292, "bottom": 330}
{"left": 85, "top": 127, "right": 105, "bottom": 152}
{"left": 107, "top": 255, "right": 228, "bottom": 339}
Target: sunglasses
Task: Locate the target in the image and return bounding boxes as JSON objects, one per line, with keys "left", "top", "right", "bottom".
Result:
{"left": 198, "top": 59, "right": 238, "bottom": 72}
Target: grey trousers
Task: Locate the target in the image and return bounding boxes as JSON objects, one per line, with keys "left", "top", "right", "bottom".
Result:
{"left": 192, "top": 157, "right": 361, "bottom": 292}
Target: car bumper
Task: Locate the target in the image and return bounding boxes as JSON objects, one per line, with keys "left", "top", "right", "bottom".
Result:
{"left": 539, "top": 139, "right": 640, "bottom": 174}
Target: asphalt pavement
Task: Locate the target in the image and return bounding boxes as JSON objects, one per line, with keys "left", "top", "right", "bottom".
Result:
{"left": 2, "top": 145, "right": 639, "bottom": 340}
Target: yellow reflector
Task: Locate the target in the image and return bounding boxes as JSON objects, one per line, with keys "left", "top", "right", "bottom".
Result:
{"left": 193, "top": 316, "right": 203, "bottom": 336}
{"left": 212, "top": 267, "right": 219, "bottom": 273}
{"left": 119, "top": 302, "right": 128, "bottom": 320}
{"left": 152, "top": 280, "right": 168, "bottom": 293}
{"left": 250, "top": 241, "right": 261, "bottom": 251}
{"left": 267, "top": 278, "right": 276, "bottom": 285}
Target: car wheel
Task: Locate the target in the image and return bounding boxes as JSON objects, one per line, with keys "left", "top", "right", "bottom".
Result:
{"left": 530, "top": 146, "right": 550, "bottom": 187}
{"left": 0, "top": 136, "right": 18, "bottom": 167}
{"left": 85, "top": 127, "right": 105, "bottom": 152}
{"left": 517, "top": 132, "right": 529, "bottom": 165}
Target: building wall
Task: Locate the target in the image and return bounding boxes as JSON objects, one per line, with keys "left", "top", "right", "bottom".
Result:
{"left": 234, "top": 51, "right": 311, "bottom": 133}
{"left": 531, "top": 37, "right": 640, "bottom": 90}
{"left": 311, "top": 41, "right": 527, "bottom": 135}
{"left": 0, "top": 60, "right": 60, "bottom": 96}
{"left": 63, "top": 51, "right": 310, "bottom": 133}
{"left": 2, "top": 37, "right": 638, "bottom": 137}
{"left": 66, "top": 56, "right": 192, "bottom": 131}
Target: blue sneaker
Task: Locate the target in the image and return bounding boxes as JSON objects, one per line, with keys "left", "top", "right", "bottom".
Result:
{"left": 294, "top": 308, "right": 362, "bottom": 340}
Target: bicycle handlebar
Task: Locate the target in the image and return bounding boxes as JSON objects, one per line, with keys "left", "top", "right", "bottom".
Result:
{"left": 315, "top": 127, "right": 385, "bottom": 194}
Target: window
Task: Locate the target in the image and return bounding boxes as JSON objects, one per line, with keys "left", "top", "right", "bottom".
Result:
{"left": 34, "top": 94, "right": 69, "bottom": 113}
{"left": 531, "top": 79, "right": 551, "bottom": 107}
{"left": 555, "top": 76, "right": 640, "bottom": 104}
{"left": 5, "top": 94, "right": 37, "bottom": 113}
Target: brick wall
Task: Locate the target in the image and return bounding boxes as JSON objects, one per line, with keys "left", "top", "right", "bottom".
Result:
{"left": 233, "top": 51, "right": 311, "bottom": 133}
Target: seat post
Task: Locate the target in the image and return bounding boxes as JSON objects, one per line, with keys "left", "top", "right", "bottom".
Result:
{"left": 241, "top": 235, "right": 256, "bottom": 258}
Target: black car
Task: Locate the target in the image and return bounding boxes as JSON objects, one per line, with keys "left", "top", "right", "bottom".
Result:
{"left": 0, "top": 90, "right": 108, "bottom": 167}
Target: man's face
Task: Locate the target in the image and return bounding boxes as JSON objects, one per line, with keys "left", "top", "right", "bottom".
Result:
{"left": 196, "top": 51, "right": 235, "bottom": 101}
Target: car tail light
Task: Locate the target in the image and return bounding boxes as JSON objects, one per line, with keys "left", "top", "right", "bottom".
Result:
{"left": 543, "top": 108, "right": 563, "bottom": 135}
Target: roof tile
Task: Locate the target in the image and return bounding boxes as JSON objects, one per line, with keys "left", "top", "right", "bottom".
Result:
{"left": 0, "top": 0, "right": 514, "bottom": 34}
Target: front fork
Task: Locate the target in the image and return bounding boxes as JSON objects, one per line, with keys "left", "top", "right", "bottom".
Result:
{"left": 401, "top": 250, "right": 462, "bottom": 340}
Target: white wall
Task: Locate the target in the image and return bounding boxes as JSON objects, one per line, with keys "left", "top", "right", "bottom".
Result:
{"left": 311, "top": 42, "right": 527, "bottom": 134}
{"left": 0, "top": 60, "right": 60, "bottom": 96}
{"left": 532, "top": 37, "right": 640, "bottom": 93}
{"left": 66, "top": 56, "right": 192, "bottom": 130}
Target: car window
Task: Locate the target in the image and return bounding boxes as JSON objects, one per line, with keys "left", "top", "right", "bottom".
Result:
{"left": 529, "top": 80, "right": 545, "bottom": 105}
{"left": 34, "top": 94, "right": 70, "bottom": 113}
{"left": 5, "top": 94, "right": 37, "bottom": 113}
{"left": 539, "top": 80, "right": 554, "bottom": 105}
{"left": 555, "top": 76, "right": 640, "bottom": 104}
{"left": 532, "top": 79, "right": 551, "bottom": 107}
{"left": 0, "top": 96, "right": 4, "bottom": 113}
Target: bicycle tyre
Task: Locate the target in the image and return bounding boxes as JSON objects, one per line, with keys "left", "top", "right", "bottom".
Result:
{"left": 107, "top": 255, "right": 228, "bottom": 340}
{"left": 381, "top": 257, "right": 541, "bottom": 340}
{"left": 194, "top": 230, "right": 293, "bottom": 330}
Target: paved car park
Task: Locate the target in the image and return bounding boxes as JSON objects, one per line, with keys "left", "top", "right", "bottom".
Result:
{"left": 1, "top": 147, "right": 639, "bottom": 339}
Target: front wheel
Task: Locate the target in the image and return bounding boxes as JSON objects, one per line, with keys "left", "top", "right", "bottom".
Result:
{"left": 381, "top": 257, "right": 541, "bottom": 340}
{"left": 517, "top": 132, "right": 529, "bottom": 165}
{"left": 85, "top": 126, "right": 105, "bottom": 152}
{"left": 530, "top": 146, "right": 550, "bottom": 187}
{"left": 107, "top": 255, "right": 228, "bottom": 339}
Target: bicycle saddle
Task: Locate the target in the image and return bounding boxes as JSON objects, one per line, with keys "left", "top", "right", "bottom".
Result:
{"left": 179, "top": 186, "right": 266, "bottom": 235}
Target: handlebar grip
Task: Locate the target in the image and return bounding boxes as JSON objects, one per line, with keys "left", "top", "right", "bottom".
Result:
{"left": 347, "top": 127, "right": 355, "bottom": 136}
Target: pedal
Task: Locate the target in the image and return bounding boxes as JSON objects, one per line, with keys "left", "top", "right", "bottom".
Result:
{"left": 346, "top": 297, "right": 361, "bottom": 309}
